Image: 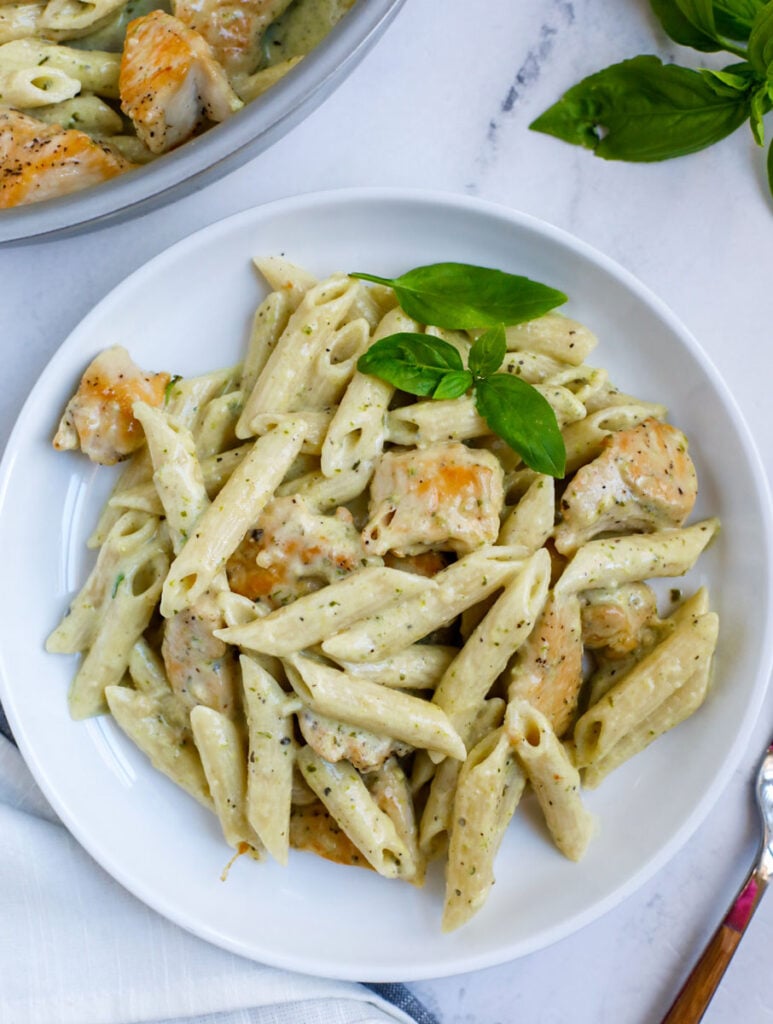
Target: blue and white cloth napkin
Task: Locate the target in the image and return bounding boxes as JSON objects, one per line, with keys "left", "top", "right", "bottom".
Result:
{"left": 0, "top": 709, "right": 437, "bottom": 1024}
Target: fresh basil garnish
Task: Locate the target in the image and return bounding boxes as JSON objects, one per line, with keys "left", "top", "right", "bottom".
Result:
{"left": 356, "top": 333, "right": 471, "bottom": 398}
{"left": 475, "top": 374, "right": 566, "bottom": 479}
{"left": 350, "top": 263, "right": 566, "bottom": 330}
{"left": 356, "top": 318, "right": 566, "bottom": 477}
{"left": 532, "top": 0, "right": 773, "bottom": 198}
{"left": 530, "top": 56, "right": 753, "bottom": 161}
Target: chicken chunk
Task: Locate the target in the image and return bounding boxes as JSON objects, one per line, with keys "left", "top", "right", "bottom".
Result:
{"left": 173, "top": 0, "right": 293, "bottom": 77}
{"left": 0, "top": 107, "right": 132, "bottom": 208}
{"left": 362, "top": 442, "right": 504, "bottom": 557}
{"left": 226, "top": 494, "right": 379, "bottom": 606}
{"left": 506, "top": 591, "right": 583, "bottom": 737}
{"left": 120, "top": 10, "right": 242, "bottom": 155}
{"left": 297, "top": 709, "right": 409, "bottom": 773}
{"left": 53, "top": 345, "right": 170, "bottom": 465}
{"left": 580, "top": 583, "right": 659, "bottom": 657}
{"left": 554, "top": 418, "right": 697, "bottom": 555}
{"left": 162, "top": 592, "right": 238, "bottom": 716}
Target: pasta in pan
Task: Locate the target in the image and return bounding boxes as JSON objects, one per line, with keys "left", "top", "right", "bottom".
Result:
{"left": 47, "top": 255, "right": 720, "bottom": 930}
{"left": 0, "top": 0, "right": 359, "bottom": 207}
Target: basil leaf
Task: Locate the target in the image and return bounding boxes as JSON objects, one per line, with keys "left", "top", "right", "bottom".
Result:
{"left": 468, "top": 324, "right": 506, "bottom": 379}
{"left": 350, "top": 263, "right": 566, "bottom": 330}
{"left": 530, "top": 56, "right": 752, "bottom": 161}
{"left": 715, "top": 0, "right": 770, "bottom": 40}
{"left": 750, "top": 82, "right": 769, "bottom": 141}
{"left": 474, "top": 374, "right": 566, "bottom": 478}
{"left": 700, "top": 66, "right": 757, "bottom": 95}
{"left": 748, "top": 0, "right": 773, "bottom": 72}
{"left": 356, "top": 333, "right": 466, "bottom": 397}
{"left": 676, "top": 0, "right": 720, "bottom": 38}
{"left": 432, "top": 370, "right": 474, "bottom": 400}
{"left": 649, "top": 0, "right": 722, "bottom": 49}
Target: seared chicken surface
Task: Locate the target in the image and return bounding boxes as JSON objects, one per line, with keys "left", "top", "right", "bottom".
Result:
{"left": 0, "top": 107, "right": 132, "bottom": 208}
{"left": 173, "top": 0, "right": 293, "bottom": 76}
{"left": 554, "top": 418, "right": 697, "bottom": 555}
{"left": 120, "top": 10, "right": 242, "bottom": 154}
{"left": 53, "top": 345, "right": 170, "bottom": 465}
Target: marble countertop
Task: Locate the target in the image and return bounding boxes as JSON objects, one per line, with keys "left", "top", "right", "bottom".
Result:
{"left": 2, "top": 0, "right": 772, "bottom": 1021}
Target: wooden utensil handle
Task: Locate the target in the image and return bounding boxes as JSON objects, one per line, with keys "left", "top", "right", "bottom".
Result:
{"left": 660, "top": 922, "right": 742, "bottom": 1023}
{"left": 660, "top": 869, "right": 764, "bottom": 1024}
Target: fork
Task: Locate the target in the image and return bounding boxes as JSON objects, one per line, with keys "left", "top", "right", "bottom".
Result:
{"left": 660, "top": 741, "right": 773, "bottom": 1023}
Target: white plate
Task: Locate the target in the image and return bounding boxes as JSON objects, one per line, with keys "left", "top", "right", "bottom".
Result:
{"left": 1, "top": 189, "right": 772, "bottom": 982}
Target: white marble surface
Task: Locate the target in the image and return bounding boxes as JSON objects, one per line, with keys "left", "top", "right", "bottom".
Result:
{"left": 1, "top": 0, "right": 772, "bottom": 1021}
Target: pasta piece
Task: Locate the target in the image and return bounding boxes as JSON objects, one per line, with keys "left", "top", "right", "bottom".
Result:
{"left": 284, "top": 652, "right": 467, "bottom": 761}
{"left": 276, "top": 464, "right": 371, "bottom": 511}
{"left": 0, "top": 64, "right": 80, "bottom": 106}
{"left": 105, "top": 685, "right": 211, "bottom": 808}
{"left": 68, "top": 537, "right": 170, "bottom": 719}
{"left": 215, "top": 566, "right": 429, "bottom": 656}
{"left": 240, "top": 290, "right": 294, "bottom": 397}
{"left": 161, "top": 419, "right": 306, "bottom": 616}
{"left": 236, "top": 273, "right": 360, "bottom": 431}
{"left": 505, "top": 700, "right": 595, "bottom": 861}
{"left": 24, "top": 93, "right": 123, "bottom": 134}
{"left": 47, "top": 509, "right": 159, "bottom": 654}
{"left": 0, "top": 38, "right": 121, "bottom": 97}
{"left": 296, "top": 746, "right": 414, "bottom": 880}
{"left": 321, "top": 307, "right": 418, "bottom": 478}
{"left": 127, "top": 639, "right": 190, "bottom": 732}
{"left": 366, "top": 757, "right": 424, "bottom": 884}
{"left": 583, "top": 656, "right": 712, "bottom": 788}
{"left": 133, "top": 400, "right": 210, "bottom": 554}
{"left": 554, "top": 519, "right": 720, "bottom": 597}
{"left": 40, "top": 0, "right": 127, "bottom": 35}
{"left": 501, "top": 312, "right": 598, "bottom": 365}
{"left": 573, "top": 610, "right": 719, "bottom": 767}
{"left": 240, "top": 655, "right": 295, "bottom": 864}
{"left": 190, "top": 705, "right": 263, "bottom": 853}
{"left": 253, "top": 256, "right": 317, "bottom": 306}
{"left": 193, "top": 390, "right": 244, "bottom": 460}
{"left": 419, "top": 698, "right": 504, "bottom": 861}
{"left": 331, "top": 644, "right": 457, "bottom": 690}
{"left": 251, "top": 410, "right": 332, "bottom": 455}
{"left": 164, "top": 366, "right": 240, "bottom": 432}
{"left": 432, "top": 548, "right": 551, "bottom": 742}
{"left": 87, "top": 448, "right": 153, "bottom": 548}
{"left": 442, "top": 727, "right": 526, "bottom": 932}
{"left": 498, "top": 475, "right": 555, "bottom": 549}
{"left": 321, "top": 546, "right": 525, "bottom": 663}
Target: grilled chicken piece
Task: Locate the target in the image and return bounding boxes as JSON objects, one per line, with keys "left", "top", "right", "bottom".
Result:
{"left": 53, "top": 345, "right": 170, "bottom": 465}
{"left": 554, "top": 418, "right": 698, "bottom": 555}
{"left": 0, "top": 107, "right": 132, "bottom": 208}
{"left": 173, "top": 0, "right": 293, "bottom": 77}
{"left": 162, "top": 593, "right": 238, "bottom": 716}
{"left": 362, "top": 442, "right": 504, "bottom": 557}
{"left": 580, "top": 583, "right": 660, "bottom": 658}
{"left": 120, "top": 10, "right": 242, "bottom": 154}
{"left": 226, "top": 495, "right": 379, "bottom": 606}
{"left": 297, "top": 708, "right": 409, "bottom": 773}
{"left": 506, "top": 591, "right": 584, "bottom": 738}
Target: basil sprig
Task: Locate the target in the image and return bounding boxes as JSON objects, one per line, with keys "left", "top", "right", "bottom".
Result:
{"left": 350, "top": 263, "right": 566, "bottom": 330}
{"left": 531, "top": 0, "right": 773, "bottom": 198}
{"left": 357, "top": 323, "right": 566, "bottom": 478}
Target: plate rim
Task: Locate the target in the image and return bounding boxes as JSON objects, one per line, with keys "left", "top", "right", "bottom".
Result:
{"left": 2, "top": 186, "right": 772, "bottom": 981}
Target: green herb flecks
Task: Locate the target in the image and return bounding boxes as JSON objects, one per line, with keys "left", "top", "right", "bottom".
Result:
{"left": 531, "top": 0, "right": 773, "bottom": 198}
{"left": 111, "top": 572, "right": 125, "bottom": 598}
{"left": 350, "top": 262, "right": 566, "bottom": 330}
{"left": 164, "top": 374, "right": 183, "bottom": 406}
{"left": 357, "top": 322, "right": 566, "bottom": 477}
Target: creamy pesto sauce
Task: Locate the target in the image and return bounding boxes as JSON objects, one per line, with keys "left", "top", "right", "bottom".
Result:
{"left": 262, "top": 0, "right": 356, "bottom": 67}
